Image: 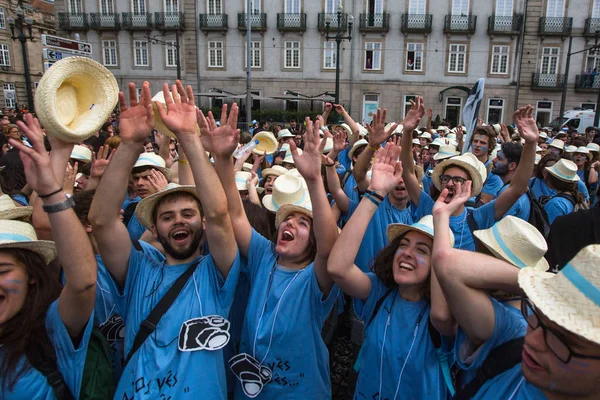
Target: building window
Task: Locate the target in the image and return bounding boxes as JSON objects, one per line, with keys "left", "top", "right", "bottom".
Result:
{"left": 490, "top": 45, "right": 509, "bottom": 74}
{"left": 3, "top": 83, "right": 16, "bottom": 109}
{"left": 404, "top": 95, "right": 417, "bottom": 118}
{"left": 362, "top": 94, "right": 379, "bottom": 125}
{"left": 408, "top": 0, "right": 426, "bottom": 14}
{"left": 581, "top": 102, "right": 596, "bottom": 111}
{"left": 324, "top": 41, "right": 337, "bottom": 69}
{"left": 541, "top": 47, "right": 559, "bottom": 74}
{"left": 284, "top": 41, "right": 300, "bottom": 69}
{"left": 207, "top": 0, "right": 222, "bottom": 14}
{"left": 245, "top": 41, "right": 261, "bottom": 69}
{"left": 284, "top": 92, "right": 299, "bottom": 111}
{"left": 251, "top": 90, "right": 261, "bottom": 110}
{"left": 166, "top": 41, "right": 178, "bottom": 67}
{"left": 0, "top": 44, "right": 10, "bottom": 66}
{"left": 487, "top": 98, "right": 504, "bottom": 124}
{"left": 406, "top": 43, "right": 423, "bottom": 71}
{"left": 131, "top": 0, "right": 145, "bottom": 14}
{"left": 364, "top": 42, "right": 382, "bottom": 70}
{"left": 585, "top": 49, "right": 600, "bottom": 73}
{"left": 535, "top": 101, "right": 553, "bottom": 126}
{"left": 448, "top": 43, "right": 467, "bottom": 73}
{"left": 69, "top": 0, "right": 83, "bottom": 13}
{"left": 210, "top": 97, "right": 223, "bottom": 109}
{"left": 99, "top": 0, "right": 114, "bottom": 13}
{"left": 208, "top": 41, "right": 223, "bottom": 68}
{"left": 451, "top": 0, "right": 469, "bottom": 15}
{"left": 445, "top": 97, "right": 463, "bottom": 127}
{"left": 133, "top": 40, "right": 149, "bottom": 66}
{"left": 0, "top": 8, "right": 6, "bottom": 29}
{"left": 102, "top": 40, "right": 118, "bottom": 66}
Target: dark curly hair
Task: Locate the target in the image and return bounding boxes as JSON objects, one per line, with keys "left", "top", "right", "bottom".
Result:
{"left": 469, "top": 126, "right": 498, "bottom": 155}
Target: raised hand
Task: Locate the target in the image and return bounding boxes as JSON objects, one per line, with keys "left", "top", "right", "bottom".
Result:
{"left": 11, "top": 114, "right": 60, "bottom": 195}
{"left": 154, "top": 81, "right": 198, "bottom": 138}
{"left": 456, "top": 125, "right": 464, "bottom": 141}
{"left": 198, "top": 103, "right": 240, "bottom": 158}
{"left": 513, "top": 105, "right": 539, "bottom": 144}
{"left": 499, "top": 124, "right": 509, "bottom": 143}
{"left": 90, "top": 145, "right": 113, "bottom": 180}
{"left": 427, "top": 108, "right": 433, "bottom": 120}
{"left": 247, "top": 171, "right": 259, "bottom": 187}
{"left": 366, "top": 108, "right": 396, "bottom": 148}
{"left": 64, "top": 162, "right": 77, "bottom": 195}
{"left": 118, "top": 82, "right": 155, "bottom": 144}
{"left": 332, "top": 130, "right": 348, "bottom": 152}
{"left": 325, "top": 102, "right": 333, "bottom": 113}
{"left": 403, "top": 96, "right": 425, "bottom": 132}
{"left": 333, "top": 104, "right": 346, "bottom": 115}
{"left": 433, "top": 181, "right": 472, "bottom": 217}
{"left": 148, "top": 169, "right": 169, "bottom": 192}
{"left": 367, "top": 143, "right": 403, "bottom": 196}
{"left": 290, "top": 117, "right": 323, "bottom": 182}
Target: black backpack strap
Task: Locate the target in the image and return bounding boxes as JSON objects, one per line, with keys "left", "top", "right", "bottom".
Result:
{"left": 556, "top": 192, "right": 576, "bottom": 206}
{"left": 132, "top": 239, "right": 143, "bottom": 252}
{"left": 123, "top": 260, "right": 200, "bottom": 366}
{"left": 454, "top": 337, "right": 525, "bottom": 400}
{"left": 366, "top": 288, "right": 393, "bottom": 328}
{"left": 340, "top": 170, "right": 353, "bottom": 188}
{"left": 122, "top": 201, "right": 139, "bottom": 227}
{"left": 466, "top": 210, "right": 479, "bottom": 234}
{"left": 36, "top": 360, "right": 75, "bottom": 400}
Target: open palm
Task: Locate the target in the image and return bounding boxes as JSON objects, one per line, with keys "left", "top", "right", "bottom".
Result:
{"left": 514, "top": 105, "right": 539, "bottom": 144}
{"left": 403, "top": 96, "right": 425, "bottom": 132}
{"left": 291, "top": 117, "right": 323, "bottom": 181}
{"left": 118, "top": 82, "right": 154, "bottom": 144}
{"left": 368, "top": 144, "right": 403, "bottom": 194}
{"left": 198, "top": 103, "right": 240, "bottom": 158}
{"left": 155, "top": 81, "right": 198, "bottom": 138}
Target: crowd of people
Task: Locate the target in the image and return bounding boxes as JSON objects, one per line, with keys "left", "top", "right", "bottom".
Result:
{"left": 0, "top": 78, "right": 599, "bottom": 400}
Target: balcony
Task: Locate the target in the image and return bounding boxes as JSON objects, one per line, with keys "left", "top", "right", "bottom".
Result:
{"left": 444, "top": 14, "right": 477, "bottom": 35}
{"left": 199, "top": 14, "right": 228, "bottom": 33}
{"left": 58, "top": 13, "right": 89, "bottom": 31}
{"left": 584, "top": 18, "right": 600, "bottom": 37}
{"left": 155, "top": 12, "right": 184, "bottom": 30}
{"left": 531, "top": 73, "right": 566, "bottom": 91}
{"left": 89, "top": 13, "right": 120, "bottom": 31}
{"left": 488, "top": 14, "right": 523, "bottom": 36}
{"left": 122, "top": 13, "right": 153, "bottom": 30}
{"left": 538, "top": 17, "right": 572, "bottom": 36}
{"left": 318, "top": 13, "right": 348, "bottom": 33}
{"left": 401, "top": 14, "right": 433, "bottom": 34}
{"left": 237, "top": 13, "right": 267, "bottom": 32}
{"left": 358, "top": 13, "right": 390, "bottom": 34}
{"left": 277, "top": 13, "right": 306, "bottom": 32}
{"left": 575, "top": 74, "right": 600, "bottom": 91}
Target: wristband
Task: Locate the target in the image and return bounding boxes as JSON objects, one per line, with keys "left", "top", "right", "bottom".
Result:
{"left": 178, "top": 159, "right": 189, "bottom": 164}
{"left": 39, "top": 187, "right": 63, "bottom": 199}
{"left": 324, "top": 162, "right": 335, "bottom": 167}
{"left": 366, "top": 190, "right": 384, "bottom": 202}
{"left": 363, "top": 192, "right": 382, "bottom": 207}
{"left": 42, "top": 196, "right": 75, "bottom": 214}
{"left": 368, "top": 144, "right": 379, "bottom": 151}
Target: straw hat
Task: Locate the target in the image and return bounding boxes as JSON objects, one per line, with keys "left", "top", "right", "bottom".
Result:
{"left": 275, "top": 202, "right": 313, "bottom": 227}
{"left": 534, "top": 154, "right": 542, "bottom": 165}
{"left": 321, "top": 136, "right": 333, "bottom": 153}
{"left": 348, "top": 139, "right": 368, "bottom": 159}
{"left": 285, "top": 169, "right": 308, "bottom": 189}
{"left": 357, "top": 124, "right": 369, "bottom": 137}
{"left": 387, "top": 215, "right": 455, "bottom": 247}
{"left": 473, "top": 216, "right": 549, "bottom": 272}
{"left": 518, "top": 244, "right": 600, "bottom": 345}
{"left": 545, "top": 158, "right": 580, "bottom": 182}
{"left": 565, "top": 145, "right": 577, "bottom": 153}
{"left": 235, "top": 171, "right": 252, "bottom": 191}
{"left": 492, "top": 124, "right": 502, "bottom": 136}
{"left": 429, "top": 138, "right": 446, "bottom": 148}
{"left": 133, "top": 152, "right": 172, "bottom": 181}
{"left": 262, "top": 173, "right": 310, "bottom": 214}
{"left": 436, "top": 126, "right": 450, "bottom": 133}
{"left": 412, "top": 138, "right": 422, "bottom": 146}
{"left": 277, "top": 129, "right": 294, "bottom": 140}
{"left": 262, "top": 165, "right": 288, "bottom": 179}
{"left": 252, "top": 131, "right": 278, "bottom": 155}
{"left": 0, "top": 194, "right": 32, "bottom": 220}
{"left": 539, "top": 132, "right": 548, "bottom": 140}
{"left": 586, "top": 142, "right": 600, "bottom": 153}
{"left": 414, "top": 164, "right": 425, "bottom": 183}
{"left": 432, "top": 153, "right": 486, "bottom": 197}
{"left": 135, "top": 183, "right": 200, "bottom": 229}
{"left": 575, "top": 146, "right": 593, "bottom": 161}
{"left": 549, "top": 139, "right": 565, "bottom": 150}
{"left": 0, "top": 220, "right": 56, "bottom": 264}
{"left": 70, "top": 145, "right": 92, "bottom": 164}
{"left": 335, "top": 123, "right": 353, "bottom": 137}
{"left": 432, "top": 144, "right": 459, "bottom": 161}
{"left": 384, "top": 123, "right": 403, "bottom": 135}
{"left": 419, "top": 132, "right": 432, "bottom": 141}
{"left": 283, "top": 148, "right": 301, "bottom": 164}
{"left": 535, "top": 145, "right": 543, "bottom": 153}
{"left": 242, "top": 163, "right": 253, "bottom": 172}
{"left": 34, "top": 57, "right": 119, "bottom": 142}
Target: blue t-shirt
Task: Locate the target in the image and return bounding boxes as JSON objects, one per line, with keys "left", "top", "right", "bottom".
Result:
{"left": 544, "top": 195, "right": 575, "bottom": 225}
{"left": 347, "top": 196, "right": 415, "bottom": 271}
{"left": 454, "top": 299, "right": 545, "bottom": 399}
{"left": 469, "top": 171, "right": 503, "bottom": 203}
{"left": 529, "top": 177, "right": 589, "bottom": 205}
{"left": 422, "top": 171, "right": 433, "bottom": 196}
{"left": 1, "top": 300, "right": 94, "bottom": 399}
{"left": 126, "top": 213, "right": 146, "bottom": 242}
{"left": 496, "top": 184, "right": 531, "bottom": 222}
{"left": 108, "top": 241, "right": 241, "bottom": 400}
{"left": 236, "top": 230, "right": 340, "bottom": 399}
{"left": 353, "top": 274, "right": 451, "bottom": 400}
{"left": 338, "top": 147, "right": 352, "bottom": 171}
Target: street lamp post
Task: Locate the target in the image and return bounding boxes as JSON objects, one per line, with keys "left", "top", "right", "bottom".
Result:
{"left": 325, "top": 5, "right": 353, "bottom": 105}
{"left": 145, "top": 34, "right": 181, "bottom": 80}
{"left": 7, "top": 4, "right": 34, "bottom": 113}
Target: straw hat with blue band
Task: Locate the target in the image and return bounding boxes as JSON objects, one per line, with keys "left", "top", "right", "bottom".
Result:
{"left": 473, "top": 216, "right": 549, "bottom": 272}
{"left": 70, "top": 145, "right": 92, "bottom": 164}
{"left": 133, "top": 152, "right": 172, "bottom": 181}
{"left": 431, "top": 152, "right": 487, "bottom": 197}
{"left": 135, "top": 183, "right": 200, "bottom": 230}
{"left": 0, "top": 220, "right": 56, "bottom": 265}
{"left": 545, "top": 158, "right": 580, "bottom": 182}
{"left": 0, "top": 194, "right": 32, "bottom": 221}
{"left": 252, "top": 131, "right": 278, "bottom": 156}
{"left": 432, "top": 144, "right": 459, "bottom": 161}
{"left": 262, "top": 173, "right": 312, "bottom": 225}
{"left": 518, "top": 244, "right": 600, "bottom": 345}
{"left": 387, "top": 215, "right": 455, "bottom": 247}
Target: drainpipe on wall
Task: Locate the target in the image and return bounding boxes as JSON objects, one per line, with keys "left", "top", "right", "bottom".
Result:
{"left": 348, "top": 0, "right": 356, "bottom": 115}
{"left": 195, "top": 0, "right": 202, "bottom": 103}
{"left": 514, "top": 0, "right": 528, "bottom": 110}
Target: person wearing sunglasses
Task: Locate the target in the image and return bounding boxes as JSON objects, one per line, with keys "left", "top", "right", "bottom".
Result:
{"left": 432, "top": 190, "right": 600, "bottom": 400}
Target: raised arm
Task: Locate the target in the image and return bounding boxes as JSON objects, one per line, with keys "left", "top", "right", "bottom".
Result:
{"left": 12, "top": 115, "right": 97, "bottom": 337}
{"left": 334, "top": 104, "right": 360, "bottom": 147}
{"left": 86, "top": 145, "right": 113, "bottom": 191}
{"left": 493, "top": 106, "right": 538, "bottom": 221}
{"left": 155, "top": 130, "right": 174, "bottom": 168}
{"left": 322, "top": 102, "right": 333, "bottom": 124}
{"left": 400, "top": 97, "right": 426, "bottom": 206}
{"left": 324, "top": 154, "right": 350, "bottom": 213}
{"left": 156, "top": 81, "right": 237, "bottom": 277}
{"left": 89, "top": 82, "right": 154, "bottom": 287}
{"left": 328, "top": 144, "right": 403, "bottom": 300}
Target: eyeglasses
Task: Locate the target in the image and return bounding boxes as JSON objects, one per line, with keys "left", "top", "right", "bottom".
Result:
{"left": 520, "top": 297, "right": 600, "bottom": 364}
{"left": 439, "top": 175, "right": 467, "bottom": 185}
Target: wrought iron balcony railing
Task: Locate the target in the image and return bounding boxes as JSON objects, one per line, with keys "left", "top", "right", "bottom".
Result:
{"left": 121, "top": 13, "right": 153, "bottom": 30}
{"left": 199, "top": 14, "right": 228, "bottom": 32}
{"left": 584, "top": 18, "right": 600, "bottom": 37}
{"left": 277, "top": 13, "right": 306, "bottom": 32}
{"left": 237, "top": 13, "right": 267, "bottom": 31}
{"left": 58, "top": 13, "right": 89, "bottom": 30}
{"left": 89, "top": 13, "right": 120, "bottom": 30}
{"left": 318, "top": 13, "right": 348, "bottom": 32}
{"left": 531, "top": 73, "right": 566, "bottom": 90}
{"left": 444, "top": 14, "right": 477, "bottom": 34}
{"left": 358, "top": 13, "right": 390, "bottom": 33}
{"left": 401, "top": 14, "right": 433, "bottom": 34}
{"left": 488, "top": 14, "right": 523, "bottom": 35}
{"left": 538, "top": 17, "right": 572, "bottom": 36}
{"left": 155, "top": 12, "right": 184, "bottom": 30}
{"left": 575, "top": 74, "right": 600, "bottom": 91}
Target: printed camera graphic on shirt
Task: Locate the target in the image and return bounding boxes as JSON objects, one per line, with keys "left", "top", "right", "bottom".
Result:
{"left": 178, "top": 315, "right": 231, "bottom": 352}
{"left": 229, "top": 353, "right": 272, "bottom": 398}
{"left": 99, "top": 314, "right": 125, "bottom": 343}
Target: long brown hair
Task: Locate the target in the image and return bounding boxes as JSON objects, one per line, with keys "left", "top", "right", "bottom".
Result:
{"left": 0, "top": 249, "right": 62, "bottom": 391}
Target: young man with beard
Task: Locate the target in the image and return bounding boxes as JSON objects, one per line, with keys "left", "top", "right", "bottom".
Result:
{"left": 401, "top": 98, "right": 538, "bottom": 251}
{"left": 490, "top": 142, "right": 531, "bottom": 222}
{"left": 89, "top": 81, "right": 240, "bottom": 400}
{"left": 468, "top": 125, "right": 504, "bottom": 205}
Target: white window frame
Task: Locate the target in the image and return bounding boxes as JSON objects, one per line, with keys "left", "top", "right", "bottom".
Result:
{"left": 101, "top": 40, "right": 118, "bottom": 66}
{"left": 325, "top": 0, "right": 342, "bottom": 13}
{"left": 362, "top": 94, "right": 380, "bottom": 125}
{"left": 131, "top": 0, "right": 146, "bottom": 14}
{"left": 69, "top": 0, "right": 83, "bottom": 13}
{"left": 165, "top": 41, "right": 177, "bottom": 67}
{"left": 0, "top": 7, "right": 6, "bottom": 29}
{"left": 3, "top": 83, "right": 16, "bottom": 109}
{"left": 133, "top": 40, "right": 149, "bottom": 66}
{"left": 164, "top": 0, "right": 178, "bottom": 13}
{"left": 451, "top": 0, "right": 469, "bottom": 15}
{"left": 208, "top": 41, "right": 224, "bottom": 68}
{"left": 0, "top": 44, "right": 10, "bottom": 66}
{"left": 445, "top": 97, "right": 463, "bottom": 125}
{"left": 285, "top": 0, "right": 301, "bottom": 13}
{"left": 364, "top": 42, "right": 382, "bottom": 71}
{"left": 448, "top": 43, "right": 467, "bottom": 73}
{"left": 207, "top": 0, "right": 222, "bottom": 14}
{"left": 408, "top": 0, "right": 426, "bottom": 14}
{"left": 535, "top": 101, "right": 553, "bottom": 126}
{"left": 541, "top": 47, "right": 560, "bottom": 74}
{"left": 245, "top": 0, "right": 261, "bottom": 14}
{"left": 284, "top": 41, "right": 301, "bottom": 69}
{"left": 594, "top": 0, "right": 600, "bottom": 18}
{"left": 99, "top": 0, "right": 114, "bottom": 14}
{"left": 546, "top": 0, "right": 565, "bottom": 17}
{"left": 486, "top": 98, "right": 505, "bottom": 124}
{"left": 490, "top": 45, "right": 509, "bottom": 74}
{"left": 323, "top": 41, "right": 337, "bottom": 69}
{"left": 367, "top": 0, "right": 383, "bottom": 14}
{"left": 495, "top": 0, "right": 513, "bottom": 16}
{"left": 406, "top": 42, "right": 424, "bottom": 71}
{"left": 245, "top": 41, "right": 262, "bottom": 69}
{"left": 585, "top": 50, "right": 600, "bottom": 72}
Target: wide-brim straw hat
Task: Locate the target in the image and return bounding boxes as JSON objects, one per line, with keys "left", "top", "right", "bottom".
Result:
{"left": 262, "top": 165, "right": 288, "bottom": 179}
{"left": 474, "top": 216, "right": 549, "bottom": 272}
{"left": 586, "top": 142, "right": 600, "bottom": 153}
{"left": 436, "top": 126, "right": 450, "bottom": 133}
{"left": 549, "top": 139, "right": 565, "bottom": 150}
{"left": 433, "top": 144, "right": 459, "bottom": 161}
{"left": 150, "top": 91, "right": 201, "bottom": 139}
{"left": 0, "top": 220, "right": 56, "bottom": 264}
{"left": 387, "top": 215, "right": 455, "bottom": 247}
{"left": 412, "top": 138, "right": 422, "bottom": 146}
{"left": 262, "top": 173, "right": 310, "bottom": 214}
{"left": 34, "top": 57, "right": 119, "bottom": 143}
{"left": 321, "top": 137, "right": 333, "bottom": 153}
{"left": 252, "top": 131, "right": 278, "bottom": 155}
{"left": 357, "top": 124, "right": 369, "bottom": 137}
{"left": 278, "top": 129, "right": 294, "bottom": 140}
{"left": 432, "top": 153, "right": 486, "bottom": 197}
{"left": 534, "top": 154, "right": 542, "bottom": 165}
{"left": 430, "top": 138, "right": 446, "bottom": 148}
{"left": 419, "top": 132, "right": 432, "bottom": 140}
{"left": 70, "top": 144, "right": 92, "bottom": 164}
{"left": 565, "top": 145, "right": 577, "bottom": 153}
{"left": 135, "top": 183, "right": 199, "bottom": 229}
{"left": 275, "top": 203, "right": 313, "bottom": 227}
{"left": 283, "top": 148, "right": 302, "bottom": 164}
{"left": 0, "top": 194, "right": 32, "bottom": 220}
{"left": 133, "top": 152, "right": 172, "bottom": 181}
{"left": 414, "top": 164, "right": 425, "bottom": 183}
{"left": 349, "top": 139, "right": 369, "bottom": 160}
{"left": 545, "top": 158, "right": 579, "bottom": 182}
{"left": 518, "top": 244, "right": 600, "bottom": 345}
{"left": 235, "top": 171, "right": 252, "bottom": 191}
{"left": 539, "top": 132, "right": 548, "bottom": 139}
{"left": 575, "top": 146, "right": 593, "bottom": 161}
{"left": 242, "top": 163, "right": 253, "bottom": 172}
